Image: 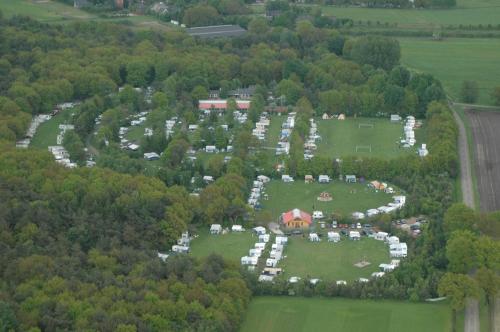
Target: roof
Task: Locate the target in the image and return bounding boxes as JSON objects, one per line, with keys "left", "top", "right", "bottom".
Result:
{"left": 186, "top": 25, "right": 247, "bottom": 38}
{"left": 198, "top": 99, "right": 250, "bottom": 110}
{"left": 282, "top": 208, "right": 312, "bottom": 225}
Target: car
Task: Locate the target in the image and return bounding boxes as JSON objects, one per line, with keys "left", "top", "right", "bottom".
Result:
{"left": 332, "top": 221, "right": 338, "bottom": 228}
{"left": 356, "top": 223, "right": 362, "bottom": 229}
{"left": 351, "top": 223, "right": 356, "bottom": 229}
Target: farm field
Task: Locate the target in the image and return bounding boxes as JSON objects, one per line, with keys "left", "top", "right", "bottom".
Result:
{"left": 400, "top": 38, "right": 500, "bottom": 105}
{"left": 465, "top": 110, "right": 500, "bottom": 212}
{"left": 240, "top": 297, "right": 452, "bottom": 332}
{"left": 190, "top": 229, "right": 256, "bottom": 262}
{"left": 30, "top": 108, "right": 75, "bottom": 149}
{"left": 315, "top": 0, "right": 500, "bottom": 28}
{"left": 280, "top": 237, "right": 389, "bottom": 281}
{"left": 262, "top": 180, "right": 395, "bottom": 219}
{"left": 316, "top": 117, "right": 417, "bottom": 159}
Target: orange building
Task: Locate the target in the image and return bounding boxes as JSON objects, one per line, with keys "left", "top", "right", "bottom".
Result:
{"left": 281, "top": 209, "right": 312, "bottom": 229}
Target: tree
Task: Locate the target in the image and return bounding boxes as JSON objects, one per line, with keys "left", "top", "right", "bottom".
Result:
{"left": 491, "top": 86, "right": 500, "bottom": 106}
{"left": 446, "top": 230, "right": 478, "bottom": 274}
{"left": 443, "top": 203, "right": 477, "bottom": 235}
{"left": 183, "top": 5, "right": 220, "bottom": 27}
{"left": 461, "top": 81, "right": 479, "bottom": 103}
{"left": 346, "top": 36, "right": 401, "bottom": 71}
{"left": 438, "top": 273, "right": 479, "bottom": 332}
{"left": 248, "top": 17, "right": 269, "bottom": 35}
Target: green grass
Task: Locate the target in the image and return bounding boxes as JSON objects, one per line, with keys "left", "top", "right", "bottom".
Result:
{"left": 400, "top": 38, "right": 500, "bottom": 105}
{"left": 190, "top": 229, "right": 256, "bottom": 262}
{"left": 316, "top": 117, "right": 417, "bottom": 159}
{"left": 316, "top": 0, "right": 500, "bottom": 28}
{"left": 281, "top": 237, "right": 389, "bottom": 281}
{"left": 30, "top": 108, "right": 74, "bottom": 149}
{"left": 262, "top": 180, "right": 395, "bottom": 219}
{"left": 240, "top": 297, "right": 452, "bottom": 332}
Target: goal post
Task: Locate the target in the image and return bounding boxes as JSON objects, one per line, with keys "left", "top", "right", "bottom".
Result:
{"left": 355, "top": 145, "right": 372, "bottom": 153}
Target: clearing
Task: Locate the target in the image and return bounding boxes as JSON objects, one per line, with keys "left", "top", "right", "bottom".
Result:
{"left": 262, "top": 180, "right": 395, "bottom": 219}
{"left": 30, "top": 108, "right": 75, "bottom": 149}
{"left": 316, "top": 117, "right": 419, "bottom": 159}
{"left": 280, "top": 237, "right": 389, "bottom": 281}
{"left": 240, "top": 297, "right": 452, "bottom": 332}
{"left": 190, "top": 229, "right": 256, "bottom": 262}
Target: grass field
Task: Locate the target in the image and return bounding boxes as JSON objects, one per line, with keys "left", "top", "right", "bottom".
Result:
{"left": 190, "top": 229, "right": 256, "bottom": 262}
{"left": 316, "top": 0, "right": 500, "bottom": 28}
{"left": 30, "top": 108, "right": 75, "bottom": 149}
{"left": 400, "top": 38, "right": 500, "bottom": 105}
{"left": 262, "top": 180, "right": 394, "bottom": 219}
{"left": 240, "top": 297, "right": 452, "bottom": 332}
{"left": 281, "top": 237, "right": 389, "bottom": 281}
{"left": 316, "top": 117, "right": 417, "bottom": 159}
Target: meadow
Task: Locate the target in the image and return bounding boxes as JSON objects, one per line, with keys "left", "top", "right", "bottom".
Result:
{"left": 30, "top": 108, "right": 75, "bottom": 149}
{"left": 189, "top": 229, "right": 256, "bottom": 262}
{"left": 240, "top": 297, "right": 452, "bottom": 332}
{"left": 280, "top": 237, "right": 389, "bottom": 281}
{"left": 400, "top": 38, "right": 500, "bottom": 105}
{"left": 316, "top": 117, "right": 416, "bottom": 159}
{"left": 316, "top": 0, "right": 500, "bottom": 28}
{"left": 262, "top": 180, "right": 394, "bottom": 219}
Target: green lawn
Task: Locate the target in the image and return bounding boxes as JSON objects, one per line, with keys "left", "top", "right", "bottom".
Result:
{"left": 400, "top": 38, "right": 500, "bottom": 105}
{"left": 316, "top": 0, "right": 500, "bottom": 28}
{"left": 240, "top": 297, "right": 452, "bottom": 332}
{"left": 281, "top": 237, "right": 389, "bottom": 281}
{"left": 190, "top": 229, "right": 256, "bottom": 262}
{"left": 262, "top": 180, "right": 395, "bottom": 219}
{"left": 316, "top": 117, "right": 418, "bottom": 159}
{"left": 30, "top": 108, "right": 75, "bottom": 149}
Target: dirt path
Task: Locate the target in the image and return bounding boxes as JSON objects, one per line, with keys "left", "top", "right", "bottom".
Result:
{"left": 451, "top": 106, "right": 479, "bottom": 332}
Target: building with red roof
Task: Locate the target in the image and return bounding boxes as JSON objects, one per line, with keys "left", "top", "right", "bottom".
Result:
{"left": 198, "top": 99, "right": 250, "bottom": 111}
{"left": 281, "top": 208, "right": 312, "bottom": 229}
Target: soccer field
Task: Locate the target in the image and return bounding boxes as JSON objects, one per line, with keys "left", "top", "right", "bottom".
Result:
{"left": 316, "top": 117, "right": 417, "bottom": 159}
{"left": 240, "top": 297, "right": 452, "bottom": 332}
{"left": 190, "top": 229, "right": 256, "bottom": 262}
{"left": 262, "top": 180, "right": 395, "bottom": 219}
{"left": 280, "top": 237, "right": 389, "bottom": 281}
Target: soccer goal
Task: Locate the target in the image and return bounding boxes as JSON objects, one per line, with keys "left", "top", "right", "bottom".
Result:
{"left": 358, "top": 123, "right": 374, "bottom": 129}
{"left": 356, "top": 145, "right": 372, "bottom": 153}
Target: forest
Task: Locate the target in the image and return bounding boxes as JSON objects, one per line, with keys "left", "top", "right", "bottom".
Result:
{"left": 0, "top": 8, "right": 498, "bottom": 332}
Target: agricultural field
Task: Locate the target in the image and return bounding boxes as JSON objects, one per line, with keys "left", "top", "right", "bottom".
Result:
{"left": 280, "top": 237, "right": 389, "bottom": 281}
{"left": 465, "top": 109, "right": 500, "bottom": 212}
{"left": 30, "top": 108, "right": 75, "bottom": 149}
{"left": 400, "top": 38, "right": 500, "bottom": 105}
{"left": 316, "top": 0, "right": 500, "bottom": 28}
{"left": 240, "top": 297, "right": 452, "bottom": 332}
{"left": 316, "top": 117, "right": 419, "bottom": 159}
{"left": 262, "top": 180, "right": 395, "bottom": 219}
{"left": 189, "top": 229, "right": 256, "bottom": 262}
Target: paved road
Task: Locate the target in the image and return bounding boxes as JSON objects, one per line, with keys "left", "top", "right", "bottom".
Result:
{"left": 451, "top": 106, "right": 479, "bottom": 332}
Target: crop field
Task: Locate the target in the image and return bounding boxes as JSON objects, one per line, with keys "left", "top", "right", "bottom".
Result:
{"left": 262, "top": 180, "right": 394, "bottom": 219}
{"left": 316, "top": 0, "right": 500, "bottom": 28}
{"left": 190, "top": 229, "right": 256, "bottom": 262}
{"left": 240, "top": 297, "right": 452, "bottom": 332}
{"left": 400, "top": 38, "right": 500, "bottom": 105}
{"left": 280, "top": 237, "right": 389, "bottom": 281}
{"left": 30, "top": 108, "right": 75, "bottom": 149}
{"left": 316, "top": 117, "right": 418, "bottom": 159}
{"left": 465, "top": 110, "right": 500, "bottom": 212}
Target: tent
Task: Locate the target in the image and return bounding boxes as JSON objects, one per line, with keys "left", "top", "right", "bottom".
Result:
{"left": 210, "top": 224, "right": 222, "bottom": 234}
{"left": 328, "top": 232, "right": 340, "bottom": 242}
{"left": 345, "top": 175, "right": 356, "bottom": 183}
{"left": 309, "top": 233, "right": 320, "bottom": 242}
{"left": 304, "top": 175, "right": 314, "bottom": 183}
{"left": 232, "top": 225, "right": 244, "bottom": 232}
{"left": 349, "top": 231, "right": 361, "bottom": 240}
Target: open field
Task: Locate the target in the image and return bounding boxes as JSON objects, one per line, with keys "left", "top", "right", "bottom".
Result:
{"left": 30, "top": 108, "right": 75, "bottom": 149}
{"left": 465, "top": 110, "right": 500, "bottom": 212}
{"left": 280, "top": 237, "right": 389, "bottom": 281}
{"left": 315, "top": 0, "right": 500, "bottom": 28}
{"left": 0, "top": 0, "right": 173, "bottom": 31}
{"left": 190, "top": 229, "right": 256, "bottom": 262}
{"left": 400, "top": 38, "right": 500, "bottom": 105}
{"left": 240, "top": 297, "right": 452, "bottom": 332}
{"left": 316, "top": 117, "right": 417, "bottom": 159}
{"left": 262, "top": 180, "right": 394, "bottom": 219}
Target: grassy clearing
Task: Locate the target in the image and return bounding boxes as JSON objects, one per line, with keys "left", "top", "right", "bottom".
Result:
{"left": 400, "top": 38, "right": 500, "bottom": 105}
{"left": 316, "top": 0, "right": 500, "bottom": 28}
{"left": 280, "top": 237, "right": 389, "bottom": 281}
{"left": 30, "top": 108, "right": 75, "bottom": 149}
{"left": 190, "top": 229, "right": 256, "bottom": 262}
{"left": 316, "top": 117, "right": 417, "bottom": 159}
{"left": 240, "top": 297, "right": 452, "bottom": 332}
{"left": 262, "top": 180, "right": 395, "bottom": 219}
